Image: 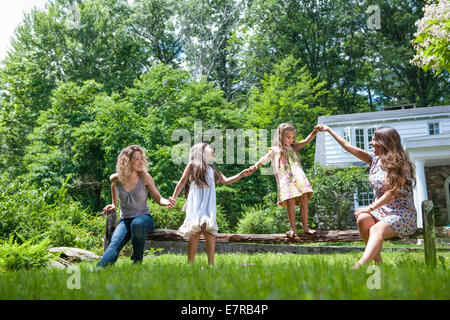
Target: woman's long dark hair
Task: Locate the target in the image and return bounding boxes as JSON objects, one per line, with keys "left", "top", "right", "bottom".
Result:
{"left": 374, "top": 126, "right": 416, "bottom": 196}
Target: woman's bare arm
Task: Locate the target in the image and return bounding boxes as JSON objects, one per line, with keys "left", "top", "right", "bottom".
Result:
{"left": 317, "top": 125, "right": 371, "bottom": 164}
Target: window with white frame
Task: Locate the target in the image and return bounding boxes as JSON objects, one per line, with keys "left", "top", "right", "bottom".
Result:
{"left": 428, "top": 122, "right": 440, "bottom": 135}
{"left": 355, "top": 128, "right": 365, "bottom": 149}
{"left": 343, "top": 127, "right": 351, "bottom": 143}
{"left": 354, "top": 186, "right": 375, "bottom": 208}
{"left": 367, "top": 127, "right": 376, "bottom": 151}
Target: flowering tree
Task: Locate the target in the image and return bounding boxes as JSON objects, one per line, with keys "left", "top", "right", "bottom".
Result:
{"left": 410, "top": 0, "right": 450, "bottom": 75}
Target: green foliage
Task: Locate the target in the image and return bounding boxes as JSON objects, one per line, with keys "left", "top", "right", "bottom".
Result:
{"left": 308, "top": 165, "right": 368, "bottom": 230}
{"left": 248, "top": 55, "right": 330, "bottom": 167}
{"left": 236, "top": 203, "right": 289, "bottom": 234}
{"left": 0, "top": 236, "right": 57, "bottom": 272}
{"left": 48, "top": 221, "right": 77, "bottom": 247}
{"left": 0, "top": 173, "right": 105, "bottom": 252}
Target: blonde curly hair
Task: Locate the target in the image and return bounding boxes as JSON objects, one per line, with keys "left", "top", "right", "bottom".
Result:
{"left": 116, "top": 145, "right": 148, "bottom": 182}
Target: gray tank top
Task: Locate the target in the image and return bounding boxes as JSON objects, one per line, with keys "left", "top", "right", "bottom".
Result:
{"left": 116, "top": 177, "right": 150, "bottom": 219}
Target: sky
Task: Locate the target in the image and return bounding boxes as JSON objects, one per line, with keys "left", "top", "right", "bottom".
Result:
{"left": 0, "top": 0, "right": 49, "bottom": 61}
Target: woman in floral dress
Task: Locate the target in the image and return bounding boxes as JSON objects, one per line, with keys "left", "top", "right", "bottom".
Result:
{"left": 317, "top": 125, "right": 417, "bottom": 269}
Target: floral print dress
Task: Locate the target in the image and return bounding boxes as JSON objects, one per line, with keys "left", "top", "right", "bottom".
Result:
{"left": 266, "top": 146, "right": 314, "bottom": 207}
{"left": 368, "top": 153, "right": 417, "bottom": 237}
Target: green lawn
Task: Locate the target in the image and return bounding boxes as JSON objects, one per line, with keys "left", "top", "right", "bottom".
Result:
{"left": 1, "top": 252, "right": 448, "bottom": 300}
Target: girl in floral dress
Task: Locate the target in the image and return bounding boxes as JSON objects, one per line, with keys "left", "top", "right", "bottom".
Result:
{"left": 250, "top": 123, "right": 319, "bottom": 237}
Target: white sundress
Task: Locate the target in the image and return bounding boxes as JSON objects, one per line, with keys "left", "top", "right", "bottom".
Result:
{"left": 178, "top": 166, "right": 218, "bottom": 238}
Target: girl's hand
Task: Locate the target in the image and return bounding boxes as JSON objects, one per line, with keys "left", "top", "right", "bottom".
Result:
{"left": 241, "top": 169, "right": 252, "bottom": 177}
{"left": 160, "top": 197, "right": 175, "bottom": 209}
{"left": 249, "top": 165, "right": 258, "bottom": 172}
{"left": 354, "top": 207, "right": 371, "bottom": 219}
{"left": 102, "top": 204, "right": 116, "bottom": 215}
{"left": 315, "top": 124, "right": 329, "bottom": 132}
{"left": 168, "top": 197, "right": 177, "bottom": 209}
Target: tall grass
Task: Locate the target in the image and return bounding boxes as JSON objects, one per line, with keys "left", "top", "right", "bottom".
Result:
{"left": 1, "top": 252, "right": 448, "bottom": 300}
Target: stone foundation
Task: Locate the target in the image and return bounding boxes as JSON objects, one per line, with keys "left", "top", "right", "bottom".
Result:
{"left": 425, "top": 165, "right": 450, "bottom": 226}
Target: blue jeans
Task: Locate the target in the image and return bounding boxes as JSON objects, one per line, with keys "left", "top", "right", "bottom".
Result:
{"left": 97, "top": 214, "right": 155, "bottom": 267}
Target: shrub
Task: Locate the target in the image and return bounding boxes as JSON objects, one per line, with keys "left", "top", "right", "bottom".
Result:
{"left": 0, "top": 173, "right": 105, "bottom": 252}
{"left": 48, "top": 221, "right": 77, "bottom": 247}
{"left": 236, "top": 203, "right": 290, "bottom": 234}
{"left": 308, "top": 165, "right": 368, "bottom": 230}
{"left": 0, "top": 236, "right": 57, "bottom": 271}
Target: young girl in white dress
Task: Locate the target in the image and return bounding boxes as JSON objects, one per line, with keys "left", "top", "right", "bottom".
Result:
{"left": 170, "top": 142, "right": 252, "bottom": 265}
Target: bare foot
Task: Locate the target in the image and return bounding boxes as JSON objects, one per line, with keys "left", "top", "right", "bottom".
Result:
{"left": 285, "top": 230, "right": 295, "bottom": 238}
{"left": 302, "top": 228, "right": 317, "bottom": 235}
{"left": 352, "top": 261, "right": 364, "bottom": 270}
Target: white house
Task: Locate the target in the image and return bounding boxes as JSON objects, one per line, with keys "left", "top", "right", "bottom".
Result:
{"left": 314, "top": 105, "right": 450, "bottom": 228}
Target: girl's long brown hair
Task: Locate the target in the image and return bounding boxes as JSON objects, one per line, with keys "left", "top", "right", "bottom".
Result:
{"left": 374, "top": 126, "right": 416, "bottom": 197}
{"left": 184, "top": 142, "right": 221, "bottom": 197}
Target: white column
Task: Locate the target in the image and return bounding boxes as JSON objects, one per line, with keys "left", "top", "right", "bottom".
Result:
{"left": 414, "top": 159, "right": 427, "bottom": 228}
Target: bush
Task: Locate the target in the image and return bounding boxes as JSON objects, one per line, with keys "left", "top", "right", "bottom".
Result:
{"left": 0, "top": 173, "right": 105, "bottom": 252}
{"left": 0, "top": 236, "right": 57, "bottom": 271}
{"left": 48, "top": 221, "right": 76, "bottom": 247}
{"left": 236, "top": 203, "right": 290, "bottom": 234}
{"left": 308, "top": 165, "right": 368, "bottom": 230}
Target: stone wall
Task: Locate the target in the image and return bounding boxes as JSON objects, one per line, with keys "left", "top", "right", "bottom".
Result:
{"left": 425, "top": 165, "right": 450, "bottom": 226}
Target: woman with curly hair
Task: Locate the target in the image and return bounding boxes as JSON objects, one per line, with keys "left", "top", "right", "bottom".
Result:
{"left": 316, "top": 125, "right": 417, "bottom": 269}
{"left": 97, "top": 145, "right": 174, "bottom": 267}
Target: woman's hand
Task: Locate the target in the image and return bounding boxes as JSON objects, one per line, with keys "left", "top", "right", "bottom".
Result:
{"left": 102, "top": 204, "right": 116, "bottom": 215}
{"left": 315, "top": 124, "right": 329, "bottom": 132}
{"left": 240, "top": 168, "right": 253, "bottom": 177}
{"left": 354, "top": 207, "right": 371, "bottom": 219}
{"left": 249, "top": 165, "right": 258, "bottom": 173}
{"left": 161, "top": 197, "right": 176, "bottom": 209}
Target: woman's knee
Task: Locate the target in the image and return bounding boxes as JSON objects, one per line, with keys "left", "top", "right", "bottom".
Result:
{"left": 356, "top": 213, "right": 375, "bottom": 226}
{"left": 131, "top": 215, "right": 154, "bottom": 233}
{"left": 369, "top": 223, "right": 386, "bottom": 239}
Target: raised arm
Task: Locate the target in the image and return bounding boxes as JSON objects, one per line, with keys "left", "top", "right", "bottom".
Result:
{"left": 316, "top": 125, "right": 371, "bottom": 164}
{"left": 293, "top": 127, "right": 320, "bottom": 151}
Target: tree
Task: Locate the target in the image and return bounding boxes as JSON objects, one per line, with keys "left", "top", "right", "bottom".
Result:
{"left": 364, "top": 0, "right": 449, "bottom": 107}
{"left": 248, "top": 56, "right": 330, "bottom": 167}
{"left": 129, "top": 0, "right": 183, "bottom": 67}
{"left": 410, "top": 0, "right": 450, "bottom": 75}
{"left": 242, "top": 0, "right": 374, "bottom": 114}
{"left": 0, "top": 0, "right": 148, "bottom": 178}
{"left": 175, "top": 0, "right": 246, "bottom": 101}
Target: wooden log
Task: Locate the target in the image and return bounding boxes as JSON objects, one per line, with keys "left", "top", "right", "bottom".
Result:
{"left": 147, "top": 229, "right": 363, "bottom": 243}
{"left": 103, "top": 209, "right": 117, "bottom": 252}
{"left": 422, "top": 200, "right": 436, "bottom": 268}
{"left": 145, "top": 227, "right": 450, "bottom": 244}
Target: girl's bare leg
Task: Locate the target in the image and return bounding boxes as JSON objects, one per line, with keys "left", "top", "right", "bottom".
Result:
{"left": 285, "top": 198, "right": 296, "bottom": 237}
{"left": 204, "top": 231, "right": 216, "bottom": 265}
{"left": 187, "top": 232, "right": 201, "bottom": 264}
{"left": 200, "top": 222, "right": 215, "bottom": 265}
{"left": 356, "top": 213, "right": 382, "bottom": 264}
{"left": 300, "top": 194, "right": 316, "bottom": 235}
